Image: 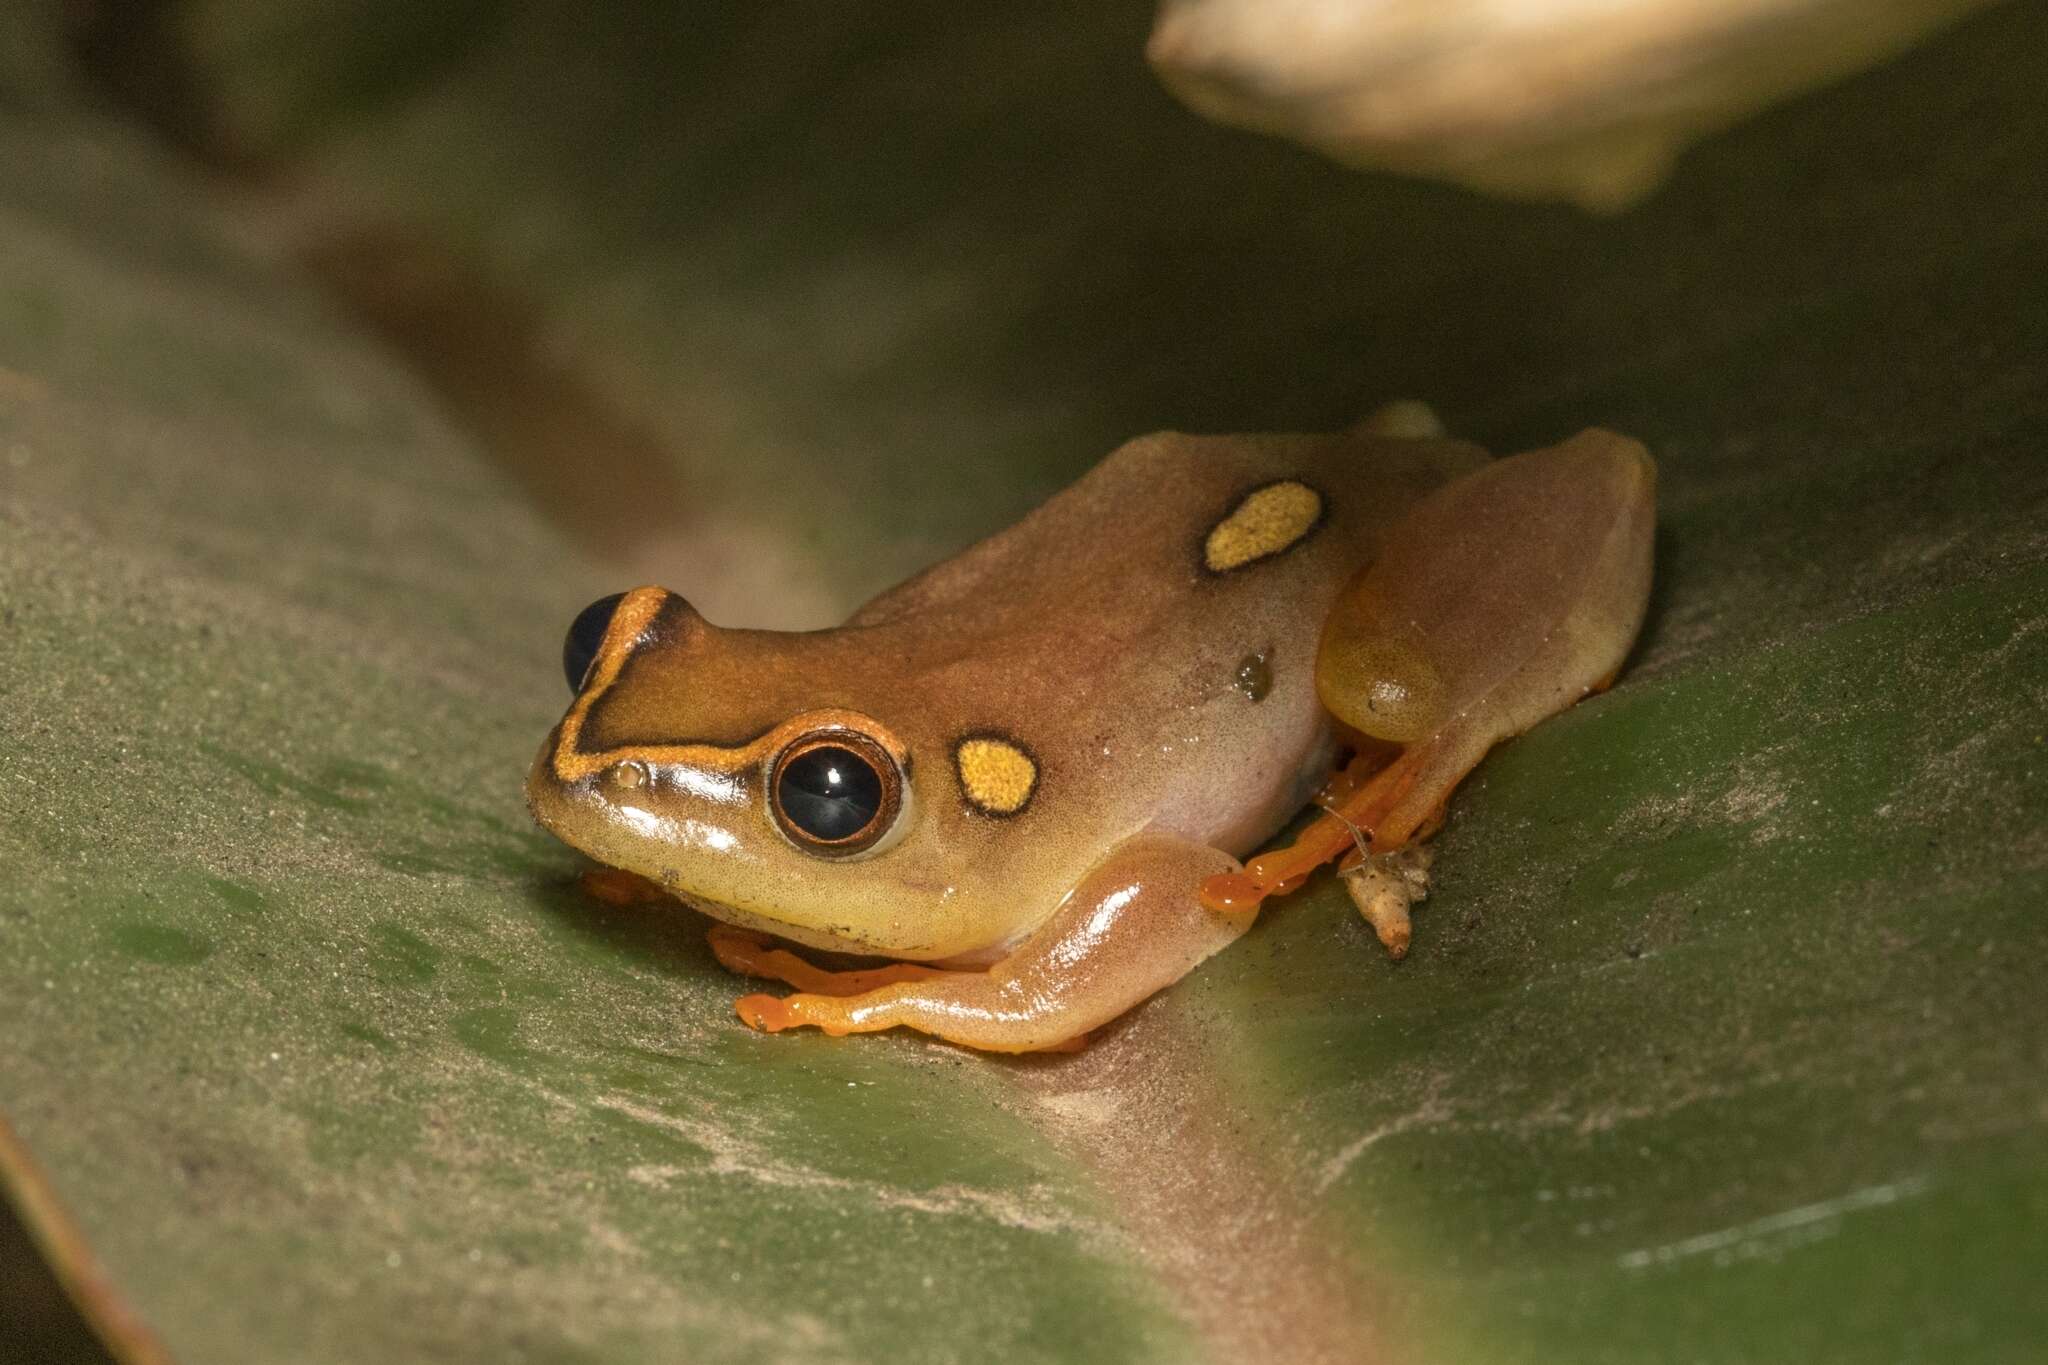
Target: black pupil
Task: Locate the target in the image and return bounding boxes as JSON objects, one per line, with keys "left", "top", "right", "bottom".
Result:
{"left": 778, "top": 746, "right": 883, "bottom": 842}
{"left": 562, "top": 592, "right": 625, "bottom": 692}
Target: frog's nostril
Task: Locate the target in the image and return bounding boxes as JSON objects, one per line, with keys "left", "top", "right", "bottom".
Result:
{"left": 562, "top": 592, "right": 626, "bottom": 692}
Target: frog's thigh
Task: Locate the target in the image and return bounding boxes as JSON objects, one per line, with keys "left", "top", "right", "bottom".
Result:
{"left": 735, "top": 836, "right": 1251, "bottom": 1054}
{"left": 1319, "top": 428, "right": 1655, "bottom": 847}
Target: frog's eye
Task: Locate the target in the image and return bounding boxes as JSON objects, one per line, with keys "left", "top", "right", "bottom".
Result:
{"left": 770, "top": 731, "right": 903, "bottom": 856}
{"left": 562, "top": 592, "right": 626, "bottom": 692}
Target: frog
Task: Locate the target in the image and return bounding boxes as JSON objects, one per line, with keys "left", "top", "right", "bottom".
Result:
{"left": 526, "top": 404, "right": 1655, "bottom": 1053}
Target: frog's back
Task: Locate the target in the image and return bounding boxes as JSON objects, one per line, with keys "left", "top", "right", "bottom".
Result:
{"left": 844, "top": 427, "right": 1491, "bottom": 860}
{"left": 849, "top": 427, "right": 1490, "bottom": 636}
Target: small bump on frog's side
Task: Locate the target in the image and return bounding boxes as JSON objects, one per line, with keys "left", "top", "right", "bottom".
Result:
{"left": 1233, "top": 649, "right": 1274, "bottom": 701}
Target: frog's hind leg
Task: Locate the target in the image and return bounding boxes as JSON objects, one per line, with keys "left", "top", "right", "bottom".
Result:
{"left": 732, "top": 837, "right": 1251, "bottom": 1054}
{"left": 1200, "top": 735, "right": 1477, "bottom": 919}
{"left": 707, "top": 926, "right": 964, "bottom": 997}
{"left": 1329, "top": 427, "right": 1653, "bottom": 839}
{"left": 1201, "top": 429, "right": 1655, "bottom": 934}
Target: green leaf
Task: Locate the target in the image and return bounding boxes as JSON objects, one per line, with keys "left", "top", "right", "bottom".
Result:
{"left": 4, "top": 4, "right": 2045, "bottom": 1363}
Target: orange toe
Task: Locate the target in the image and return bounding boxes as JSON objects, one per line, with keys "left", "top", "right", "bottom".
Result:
{"left": 1199, "top": 870, "right": 1265, "bottom": 912}
{"left": 735, "top": 993, "right": 794, "bottom": 1032}
{"left": 580, "top": 867, "right": 665, "bottom": 905}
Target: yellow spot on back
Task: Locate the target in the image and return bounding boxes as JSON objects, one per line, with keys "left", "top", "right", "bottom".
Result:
{"left": 1205, "top": 480, "right": 1323, "bottom": 572}
{"left": 955, "top": 737, "right": 1037, "bottom": 815}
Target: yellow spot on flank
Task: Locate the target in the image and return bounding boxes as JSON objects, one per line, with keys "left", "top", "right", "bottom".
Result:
{"left": 1204, "top": 480, "right": 1323, "bottom": 572}
{"left": 955, "top": 737, "right": 1037, "bottom": 816}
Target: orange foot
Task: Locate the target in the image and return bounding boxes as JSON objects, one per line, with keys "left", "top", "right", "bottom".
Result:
{"left": 579, "top": 867, "right": 669, "bottom": 905}
{"left": 1200, "top": 740, "right": 1452, "bottom": 914}
{"left": 735, "top": 991, "right": 836, "bottom": 1035}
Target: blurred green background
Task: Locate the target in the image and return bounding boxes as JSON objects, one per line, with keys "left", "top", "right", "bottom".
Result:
{"left": 3, "top": 2, "right": 2045, "bottom": 1362}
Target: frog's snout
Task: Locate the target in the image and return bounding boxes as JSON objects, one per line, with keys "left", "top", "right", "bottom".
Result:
{"left": 524, "top": 725, "right": 625, "bottom": 829}
{"left": 523, "top": 725, "right": 584, "bottom": 840}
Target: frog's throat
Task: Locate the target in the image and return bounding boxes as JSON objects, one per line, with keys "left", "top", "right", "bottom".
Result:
{"left": 667, "top": 888, "right": 941, "bottom": 960}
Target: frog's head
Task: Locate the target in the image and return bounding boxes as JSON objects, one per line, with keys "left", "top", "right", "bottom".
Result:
{"left": 526, "top": 586, "right": 1004, "bottom": 960}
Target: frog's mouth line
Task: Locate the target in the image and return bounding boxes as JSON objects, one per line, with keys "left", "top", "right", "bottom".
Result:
{"left": 527, "top": 745, "right": 944, "bottom": 961}
{"left": 662, "top": 888, "right": 919, "bottom": 961}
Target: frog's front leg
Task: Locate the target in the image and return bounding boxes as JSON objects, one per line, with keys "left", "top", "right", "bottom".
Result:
{"left": 707, "top": 926, "right": 966, "bottom": 997}
{"left": 732, "top": 837, "right": 1251, "bottom": 1054}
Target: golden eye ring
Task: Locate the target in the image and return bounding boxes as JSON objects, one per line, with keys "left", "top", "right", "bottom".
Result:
{"left": 768, "top": 729, "right": 904, "bottom": 857}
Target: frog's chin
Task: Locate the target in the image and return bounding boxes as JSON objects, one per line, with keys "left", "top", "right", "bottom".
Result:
{"left": 663, "top": 886, "right": 963, "bottom": 962}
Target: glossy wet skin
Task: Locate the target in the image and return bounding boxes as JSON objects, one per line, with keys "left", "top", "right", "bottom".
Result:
{"left": 528, "top": 422, "right": 1655, "bottom": 1049}
{"left": 527, "top": 428, "right": 1494, "bottom": 963}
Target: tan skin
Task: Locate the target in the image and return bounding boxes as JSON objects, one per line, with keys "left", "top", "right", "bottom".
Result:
{"left": 527, "top": 409, "right": 1656, "bottom": 1053}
